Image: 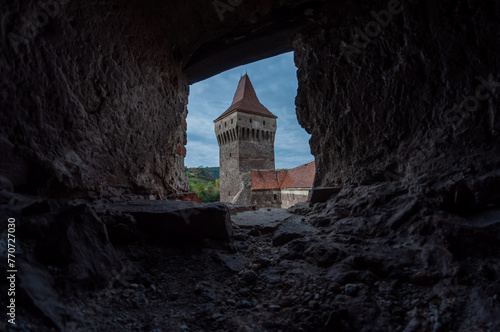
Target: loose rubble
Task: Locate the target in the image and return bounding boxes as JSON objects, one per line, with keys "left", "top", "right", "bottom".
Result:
{"left": 1, "top": 184, "right": 499, "bottom": 331}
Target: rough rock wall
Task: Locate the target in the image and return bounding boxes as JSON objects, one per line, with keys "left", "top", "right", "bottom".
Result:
{"left": 294, "top": 0, "right": 500, "bottom": 204}
{"left": 0, "top": 0, "right": 188, "bottom": 198}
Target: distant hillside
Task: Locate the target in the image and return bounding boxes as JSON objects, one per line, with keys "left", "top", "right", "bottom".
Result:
{"left": 186, "top": 166, "right": 220, "bottom": 202}
{"left": 204, "top": 167, "right": 220, "bottom": 180}
{"left": 186, "top": 167, "right": 219, "bottom": 181}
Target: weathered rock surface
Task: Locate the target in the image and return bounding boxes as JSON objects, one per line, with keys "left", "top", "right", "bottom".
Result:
{"left": 214, "top": 253, "right": 249, "bottom": 272}
{"left": 232, "top": 207, "right": 293, "bottom": 236}
{"left": 0, "top": 198, "right": 121, "bottom": 329}
{"left": 0, "top": 0, "right": 188, "bottom": 198}
{"left": 272, "top": 215, "right": 317, "bottom": 246}
{"left": 8, "top": 199, "right": 122, "bottom": 286}
{"left": 3, "top": 190, "right": 500, "bottom": 331}
{"left": 18, "top": 262, "right": 82, "bottom": 331}
{"left": 95, "top": 200, "right": 233, "bottom": 241}
{"left": 1, "top": 0, "right": 499, "bottom": 331}
{"left": 294, "top": 1, "right": 500, "bottom": 197}
{"left": 4, "top": 0, "right": 496, "bottom": 206}
{"left": 308, "top": 187, "right": 342, "bottom": 205}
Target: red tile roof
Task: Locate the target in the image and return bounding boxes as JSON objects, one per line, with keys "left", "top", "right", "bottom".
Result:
{"left": 250, "top": 170, "right": 282, "bottom": 190}
{"left": 214, "top": 74, "right": 277, "bottom": 122}
{"left": 280, "top": 161, "right": 316, "bottom": 189}
{"left": 251, "top": 161, "right": 315, "bottom": 190}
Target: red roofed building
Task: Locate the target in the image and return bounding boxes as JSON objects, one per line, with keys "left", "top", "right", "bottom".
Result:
{"left": 250, "top": 161, "right": 315, "bottom": 208}
{"left": 215, "top": 74, "right": 314, "bottom": 208}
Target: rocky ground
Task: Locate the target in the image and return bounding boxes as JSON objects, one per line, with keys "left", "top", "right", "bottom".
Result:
{"left": 1, "top": 182, "right": 500, "bottom": 331}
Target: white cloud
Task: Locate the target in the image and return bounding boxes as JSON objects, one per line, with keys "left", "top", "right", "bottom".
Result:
{"left": 185, "top": 140, "right": 219, "bottom": 167}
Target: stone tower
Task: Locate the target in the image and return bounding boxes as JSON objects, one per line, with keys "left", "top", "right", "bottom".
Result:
{"left": 214, "top": 74, "right": 277, "bottom": 204}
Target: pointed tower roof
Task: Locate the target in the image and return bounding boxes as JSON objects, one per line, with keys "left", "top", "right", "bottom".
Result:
{"left": 214, "top": 74, "right": 277, "bottom": 122}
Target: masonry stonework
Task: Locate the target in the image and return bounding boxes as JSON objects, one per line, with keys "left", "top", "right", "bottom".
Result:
{"left": 215, "top": 75, "right": 315, "bottom": 208}
{"left": 214, "top": 75, "right": 277, "bottom": 204}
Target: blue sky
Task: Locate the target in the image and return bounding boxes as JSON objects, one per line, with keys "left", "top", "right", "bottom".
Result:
{"left": 185, "top": 52, "right": 313, "bottom": 169}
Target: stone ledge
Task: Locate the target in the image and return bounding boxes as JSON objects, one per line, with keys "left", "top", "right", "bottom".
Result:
{"left": 95, "top": 200, "right": 232, "bottom": 241}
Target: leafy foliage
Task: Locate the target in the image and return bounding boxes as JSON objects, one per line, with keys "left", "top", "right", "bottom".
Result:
{"left": 186, "top": 166, "right": 220, "bottom": 202}
{"left": 203, "top": 167, "right": 220, "bottom": 180}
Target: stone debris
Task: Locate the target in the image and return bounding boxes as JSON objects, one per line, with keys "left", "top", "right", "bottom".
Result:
{"left": 272, "top": 215, "right": 317, "bottom": 246}
{"left": 18, "top": 262, "right": 82, "bottom": 331}
{"left": 2, "top": 186, "right": 500, "bottom": 331}
{"left": 214, "top": 253, "right": 249, "bottom": 272}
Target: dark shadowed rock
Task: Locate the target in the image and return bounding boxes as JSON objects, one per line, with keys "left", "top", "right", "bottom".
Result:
{"left": 96, "top": 200, "right": 232, "bottom": 241}
{"left": 324, "top": 308, "right": 350, "bottom": 332}
{"left": 309, "top": 187, "right": 342, "bottom": 205}
{"left": 18, "top": 262, "right": 82, "bottom": 330}
{"left": 305, "top": 242, "right": 346, "bottom": 267}
{"left": 279, "top": 238, "right": 310, "bottom": 260}
{"left": 99, "top": 211, "right": 138, "bottom": 245}
{"left": 387, "top": 198, "right": 420, "bottom": 229}
{"left": 214, "top": 253, "right": 249, "bottom": 272}
{"left": 287, "top": 202, "right": 312, "bottom": 215}
{"left": 272, "top": 216, "right": 317, "bottom": 246}
{"left": 0, "top": 0, "right": 499, "bottom": 331}
{"left": 232, "top": 208, "right": 289, "bottom": 229}
{"left": 33, "top": 202, "right": 121, "bottom": 286}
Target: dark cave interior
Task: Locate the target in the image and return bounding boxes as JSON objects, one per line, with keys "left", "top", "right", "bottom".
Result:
{"left": 0, "top": 0, "right": 499, "bottom": 331}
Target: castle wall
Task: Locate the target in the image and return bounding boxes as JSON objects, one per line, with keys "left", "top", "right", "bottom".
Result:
{"left": 249, "top": 188, "right": 310, "bottom": 209}
{"left": 280, "top": 188, "right": 311, "bottom": 209}
{"left": 251, "top": 189, "right": 282, "bottom": 208}
{"left": 237, "top": 113, "right": 276, "bottom": 173}
{"left": 215, "top": 110, "right": 277, "bottom": 204}
{"left": 233, "top": 171, "right": 252, "bottom": 205}
{"left": 218, "top": 141, "right": 240, "bottom": 203}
